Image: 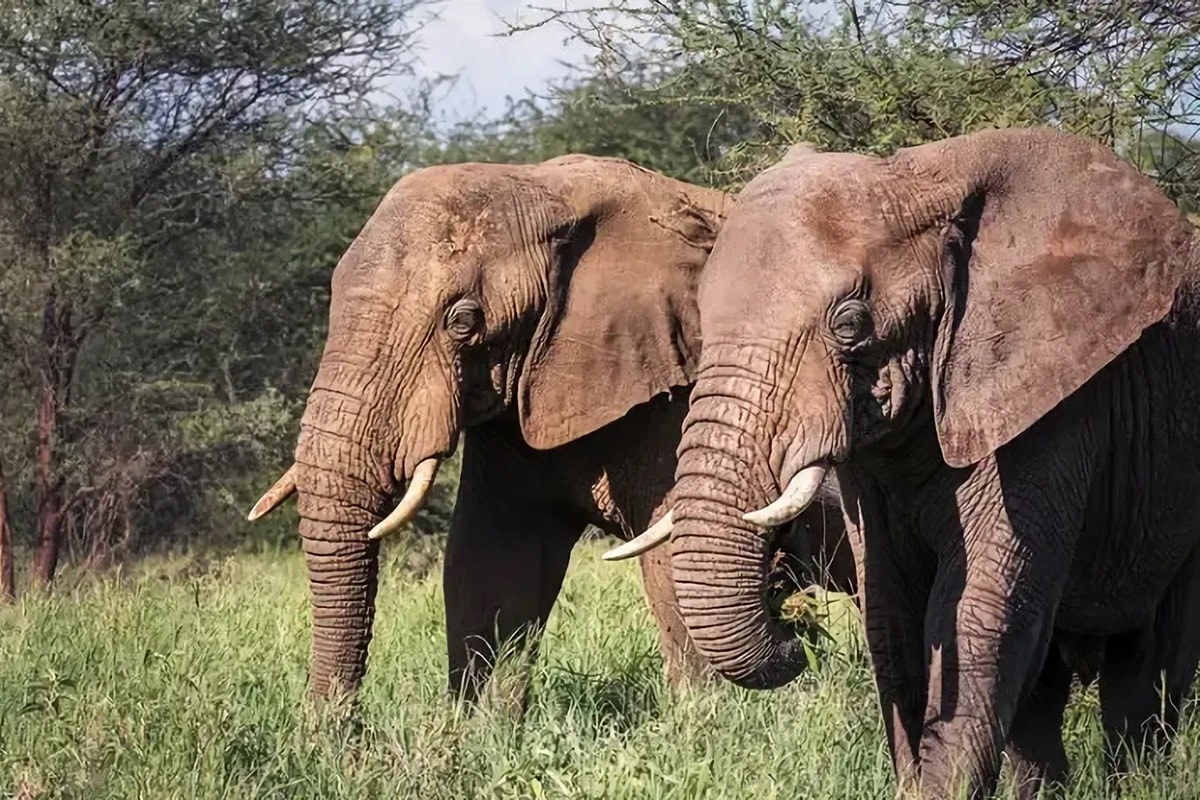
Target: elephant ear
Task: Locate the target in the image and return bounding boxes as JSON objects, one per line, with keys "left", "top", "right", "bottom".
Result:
{"left": 919, "top": 127, "right": 1193, "bottom": 468}
{"left": 518, "top": 160, "right": 728, "bottom": 450}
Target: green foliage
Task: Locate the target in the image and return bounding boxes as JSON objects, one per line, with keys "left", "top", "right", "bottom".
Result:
{"left": 1128, "top": 127, "right": 1200, "bottom": 213}
{"left": 415, "top": 65, "right": 753, "bottom": 188}
{"left": 537, "top": 0, "right": 1200, "bottom": 193}
{"left": 501, "top": 66, "right": 757, "bottom": 185}
{"left": 3, "top": 542, "right": 1200, "bottom": 798}
{"left": 0, "top": 0, "right": 438, "bottom": 568}
{"left": 904, "top": 0, "right": 1200, "bottom": 209}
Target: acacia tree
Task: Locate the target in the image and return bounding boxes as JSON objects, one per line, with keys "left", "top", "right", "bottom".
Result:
{"left": 902, "top": 0, "right": 1200, "bottom": 208}
{"left": 435, "top": 60, "right": 763, "bottom": 186}
{"left": 521, "top": 0, "right": 1199, "bottom": 195}
{"left": 0, "top": 0, "right": 435, "bottom": 591}
{"left": 513, "top": 1, "right": 1064, "bottom": 186}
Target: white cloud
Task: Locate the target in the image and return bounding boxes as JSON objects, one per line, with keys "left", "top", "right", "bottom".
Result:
{"left": 381, "top": 0, "right": 596, "bottom": 121}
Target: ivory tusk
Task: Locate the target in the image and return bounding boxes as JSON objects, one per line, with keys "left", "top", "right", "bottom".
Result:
{"left": 743, "top": 464, "right": 829, "bottom": 528}
{"left": 601, "top": 510, "right": 674, "bottom": 561}
{"left": 367, "top": 457, "right": 441, "bottom": 540}
{"left": 247, "top": 464, "right": 299, "bottom": 522}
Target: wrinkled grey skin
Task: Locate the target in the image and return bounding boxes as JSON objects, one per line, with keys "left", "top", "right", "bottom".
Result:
{"left": 249, "top": 154, "right": 855, "bottom": 710}
{"left": 656, "top": 127, "right": 1200, "bottom": 798}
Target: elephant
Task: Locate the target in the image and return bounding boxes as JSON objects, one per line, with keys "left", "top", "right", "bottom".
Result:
{"left": 245, "top": 154, "right": 856, "bottom": 707}
{"left": 619, "top": 126, "right": 1200, "bottom": 798}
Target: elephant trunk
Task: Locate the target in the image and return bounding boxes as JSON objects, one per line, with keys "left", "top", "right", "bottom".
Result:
{"left": 293, "top": 379, "right": 399, "bottom": 701}
{"left": 669, "top": 386, "right": 812, "bottom": 690}
{"left": 299, "top": 512, "right": 381, "bottom": 699}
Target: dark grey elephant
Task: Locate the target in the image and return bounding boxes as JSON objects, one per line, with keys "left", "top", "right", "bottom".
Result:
{"left": 246, "top": 154, "right": 855, "bottom": 707}
{"left": 623, "top": 127, "right": 1200, "bottom": 798}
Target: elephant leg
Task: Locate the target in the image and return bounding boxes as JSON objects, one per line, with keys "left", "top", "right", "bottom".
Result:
{"left": 443, "top": 430, "right": 584, "bottom": 708}
{"left": 855, "top": 525, "right": 936, "bottom": 789}
{"left": 914, "top": 459, "right": 1079, "bottom": 800}
{"left": 1004, "top": 642, "right": 1073, "bottom": 800}
{"left": 1099, "top": 543, "right": 1200, "bottom": 776}
{"left": 637, "top": 542, "right": 713, "bottom": 691}
{"left": 915, "top": 555, "right": 1063, "bottom": 799}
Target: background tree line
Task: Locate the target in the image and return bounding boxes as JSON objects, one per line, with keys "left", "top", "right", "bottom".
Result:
{"left": 0, "top": 0, "right": 1196, "bottom": 601}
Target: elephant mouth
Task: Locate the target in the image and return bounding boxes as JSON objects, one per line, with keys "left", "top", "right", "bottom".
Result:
{"left": 604, "top": 507, "right": 837, "bottom": 643}
{"left": 765, "top": 543, "right": 829, "bottom": 640}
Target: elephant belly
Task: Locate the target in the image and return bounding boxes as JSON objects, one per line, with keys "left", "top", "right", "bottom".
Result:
{"left": 1057, "top": 563, "right": 1175, "bottom": 636}
{"left": 1056, "top": 480, "right": 1200, "bottom": 636}
{"left": 1055, "top": 335, "right": 1200, "bottom": 637}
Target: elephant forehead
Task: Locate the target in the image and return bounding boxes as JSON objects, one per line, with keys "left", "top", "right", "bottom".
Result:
{"left": 338, "top": 179, "right": 550, "bottom": 281}
{"left": 700, "top": 240, "right": 859, "bottom": 339}
{"left": 384, "top": 184, "right": 537, "bottom": 239}
{"left": 739, "top": 157, "right": 888, "bottom": 252}
{"left": 706, "top": 189, "right": 869, "bottom": 282}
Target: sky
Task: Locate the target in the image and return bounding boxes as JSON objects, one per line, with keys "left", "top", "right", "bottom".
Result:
{"left": 385, "top": 0, "right": 598, "bottom": 121}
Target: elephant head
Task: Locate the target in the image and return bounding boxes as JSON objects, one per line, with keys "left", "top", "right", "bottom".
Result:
{"left": 623, "top": 126, "right": 1196, "bottom": 689}
{"left": 247, "top": 155, "right": 730, "bottom": 699}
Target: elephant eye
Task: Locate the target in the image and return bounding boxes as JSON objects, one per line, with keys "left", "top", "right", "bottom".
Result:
{"left": 445, "top": 298, "right": 484, "bottom": 341}
{"left": 830, "top": 299, "right": 873, "bottom": 346}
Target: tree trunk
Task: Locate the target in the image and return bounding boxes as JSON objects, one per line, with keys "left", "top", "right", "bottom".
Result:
{"left": 30, "top": 289, "right": 72, "bottom": 591}
{"left": 0, "top": 458, "right": 14, "bottom": 602}
{"left": 31, "top": 379, "right": 64, "bottom": 590}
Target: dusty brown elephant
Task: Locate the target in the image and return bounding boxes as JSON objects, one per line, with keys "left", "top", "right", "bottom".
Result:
{"left": 246, "top": 154, "right": 855, "bottom": 707}
{"left": 622, "top": 127, "right": 1200, "bottom": 798}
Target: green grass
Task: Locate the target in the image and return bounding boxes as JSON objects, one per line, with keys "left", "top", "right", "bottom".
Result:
{"left": 2, "top": 538, "right": 1199, "bottom": 799}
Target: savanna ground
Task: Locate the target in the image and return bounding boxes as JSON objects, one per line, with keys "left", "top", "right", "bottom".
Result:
{"left": 2, "top": 536, "right": 1200, "bottom": 799}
